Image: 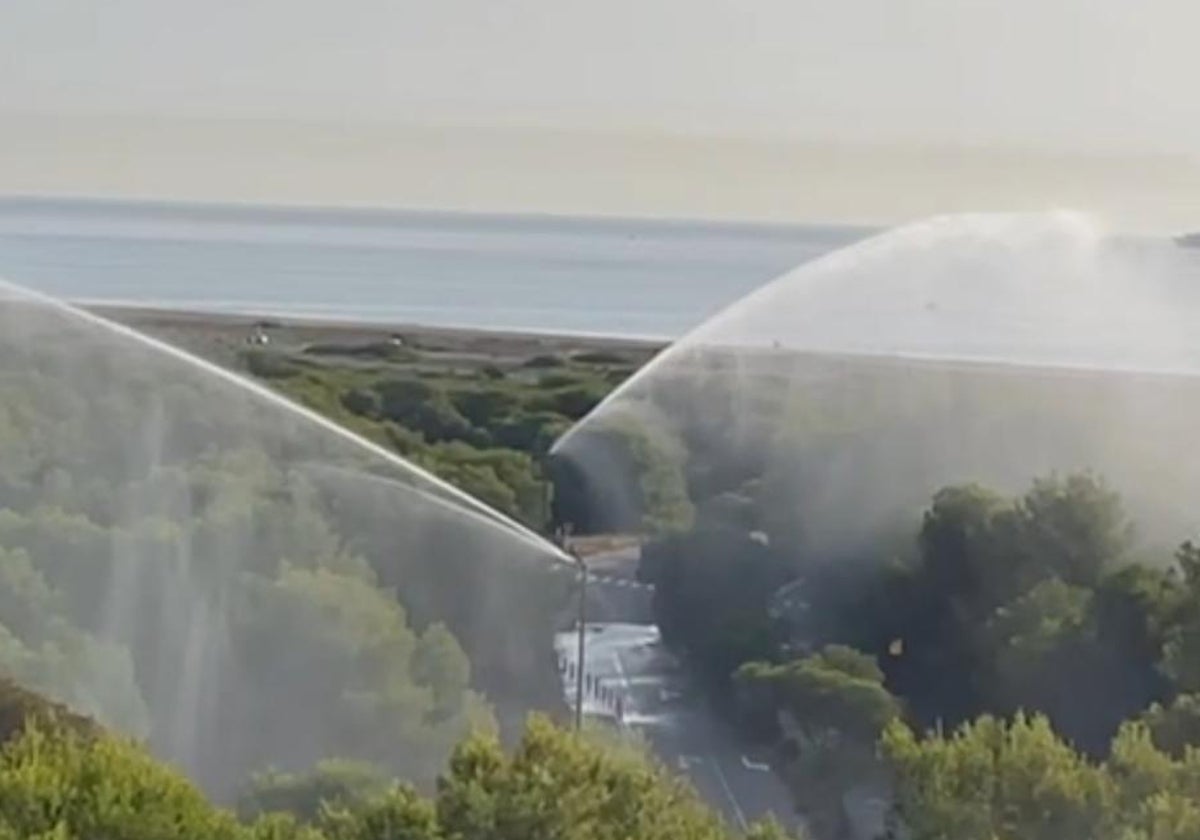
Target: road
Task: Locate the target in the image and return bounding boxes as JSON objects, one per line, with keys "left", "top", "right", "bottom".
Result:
{"left": 552, "top": 563, "right": 803, "bottom": 834}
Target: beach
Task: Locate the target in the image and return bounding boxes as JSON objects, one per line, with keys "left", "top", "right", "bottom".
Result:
{"left": 94, "top": 302, "right": 666, "bottom": 375}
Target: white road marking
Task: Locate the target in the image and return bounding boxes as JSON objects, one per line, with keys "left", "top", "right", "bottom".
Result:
{"left": 709, "top": 755, "right": 749, "bottom": 832}
{"left": 741, "top": 756, "right": 771, "bottom": 772}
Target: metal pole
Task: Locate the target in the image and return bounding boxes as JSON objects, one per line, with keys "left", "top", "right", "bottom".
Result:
{"left": 574, "top": 552, "right": 587, "bottom": 731}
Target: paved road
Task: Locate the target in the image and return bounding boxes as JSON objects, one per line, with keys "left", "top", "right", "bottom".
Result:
{"left": 552, "top": 569, "right": 803, "bottom": 834}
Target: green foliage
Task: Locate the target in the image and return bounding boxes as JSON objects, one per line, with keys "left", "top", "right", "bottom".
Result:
{"left": 252, "top": 353, "right": 614, "bottom": 530}
{"left": 983, "top": 578, "right": 1095, "bottom": 717}
{"left": 642, "top": 525, "right": 789, "bottom": 688}
{"left": 1016, "top": 473, "right": 1133, "bottom": 588}
{"left": 553, "top": 411, "right": 694, "bottom": 535}
{"left": 304, "top": 342, "right": 419, "bottom": 363}
{"left": 243, "top": 350, "right": 306, "bottom": 380}
{"left": 0, "top": 546, "right": 148, "bottom": 737}
{"left": 0, "top": 677, "right": 97, "bottom": 746}
{"left": 1161, "top": 542, "right": 1200, "bottom": 695}
{"left": 0, "top": 709, "right": 797, "bottom": 840}
{"left": 867, "top": 473, "right": 1153, "bottom": 749}
{"left": 318, "top": 785, "right": 440, "bottom": 840}
{"left": 376, "top": 379, "right": 484, "bottom": 447}
{"left": 0, "top": 344, "right": 510, "bottom": 790}
{"left": 884, "top": 713, "right": 1200, "bottom": 840}
{"left": 916, "top": 473, "right": 1129, "bottom": 619}
{"left": 529, "top": 381, "right": 609, "bottom": 419}
{"left": 883, "top": 713, "right": 1113, "bottom": 840}
{"left": 433, "top": 716, "right": 770, "bottom": 840}
{"left": 646, "top": 464, "right": 1200, "bottom": 833}
{"left": 1140, "top": 694, "right": 1200, "bottom": 757}
{"left": 239, "top": 760, "right": 391, "bottom": 822}
{"left": 734, "top": 647, "right": 899, "bottom": 838}
{"left": 233, "top": 563, "right": 480, "bottom": 771}
{"left": 735, "top": 645, "right": 902, "bottom": 742}
{"left": 0, "top": 721, "right": 243, "bottom": 840}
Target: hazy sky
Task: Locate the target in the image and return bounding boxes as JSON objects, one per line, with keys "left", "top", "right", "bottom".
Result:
{"left": 2, "top": 0, "right": 1198, "bottom": 226}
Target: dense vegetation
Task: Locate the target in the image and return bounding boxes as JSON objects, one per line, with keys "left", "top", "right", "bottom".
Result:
{"left": 12, "top": 307, "right": 1200, "bottom": 837}
{"left": 241, "top": 340, "right": 640, "bottom": 530}
{"left": 0, "top": 685, "right": 792, "bottom": 840}
{"left": 548, "top": 351, "right": 1200, "bottom": 837}
{"left": 0, "top": 317, "right": 618, "bottom": 797}
{"left": 884, "top": 711, "right": 1200, "bottom": 840}
{"left": 693, "top": 472, "right": 1200, "bottom": 837}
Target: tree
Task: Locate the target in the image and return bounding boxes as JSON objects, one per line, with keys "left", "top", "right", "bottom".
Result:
{"left": 318, "top": 785, "right": 441, "bottom": 840}
{"left": 917, "top": 474, "right": 1132, "bottom": 618}
{"left": 734, "top": 645, "right": 900, "bottom": 745}
{"left": 1140, "top": 694, "right": 1200, "bottom": 758}
{"left": 735, "top": 647, "right": 899, "bottom": 839}
{"left": 983, "top": 579, "right": 1097, "bottom": 737}
{"left": 918, "top": 483, "right": 1013, "bottom": 613}
{"left": 0, "top": 693, "right": 801, "bottom": 840}
{"left": 1161, "top": 542, "right": 1200, "bottom": 695}
{"left": 239, "top": 760, "right": 391, "bottom": 823}
{"left": 885, "top": 710, "right": 1200, "bottom": 840}
{"left": 0, "top": 720, "right": 244, "bottom": 840}
{"left": 883, "top": 714, "right": 1114, "bottom": 840}
{"left": 887, "top": 474, "right": 1140, "bottom": 736}
{"left": 436, "top": 716, "right": 791, "bottom": 840}
{"left": 641, "top": 525, "right": 791, "bottom": 689}
{"left": 550, "top": 409, "right": 693, "bottom": 535}
{"left": 1014, "top": 473, "right": 1132, "bottom": 588}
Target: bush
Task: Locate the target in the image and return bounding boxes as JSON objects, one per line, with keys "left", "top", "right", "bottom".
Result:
{"left": 238, "top": 761, "right": 390, "bottom": 822}
{"left": 570, "top": 350, "right": 629, "bottom": 365}
{"left": 0, "top": 677, "right": 98, "bottom": 746}
{"left": 522, "top": 354, "right": 564, "bottom": 369}
{"left": 340, "top": 387, "right": 380, "bottom": 418}
{"left": 530, "top": 383, "right": 609, "bottom": 419}
{"left": 376, "top": 379, "right": 483, "bottom": 445}
{"left": 242, "top": 350, "right": 303, "bottom": 380}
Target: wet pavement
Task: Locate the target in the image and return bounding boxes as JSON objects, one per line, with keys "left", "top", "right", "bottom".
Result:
{"left": 555, "top": 619, "right": 802, "bottom": 833}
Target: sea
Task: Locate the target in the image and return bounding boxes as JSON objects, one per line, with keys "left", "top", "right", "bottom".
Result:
{"left": 0, "top": 197, "right": 869, "bottom": 339}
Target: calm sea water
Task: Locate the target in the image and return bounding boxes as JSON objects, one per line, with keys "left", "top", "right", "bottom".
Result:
{"left": 0, "top": 198, "right": 868, "bottom": 339}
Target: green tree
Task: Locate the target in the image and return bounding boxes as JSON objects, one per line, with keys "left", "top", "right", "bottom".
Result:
{"left": 735, "top": 647, "right": 899, "bottom": 839}
{"left": 0, "top": 691, "right": 802, "bottom": 840}
{"left": 1014, "top": 473, "right": 1132, "bottom": 588}
{"left": 238, "top": 761, "right": 391, "bottom": 823}
{"left": 883, "top": 713, "right": 1114, "bottom": 840}
{"left": 551, "top": 410, "right": 693, "bottom": 535}
{"left": 0, "top": 721, "right": 242, "bottom": 840}
{"left": 735, "top": 646, "right": 900, "bottom": 745}
{"left": 1140, "top": 694, "right": 1200, "bottom": 758}
{"left": 1161, "top": 542, "right": 1200, "bottom": 695}
{"left": 436, "top": 716, "right": 789, "bottom": 840}
{"left": 642, "top": 525, "right": 790, "bottom": 688}
{"left": 984, "top": 579, "right": 1094, "bottom": 722}
{"left": 318, "top": 785, "right": 441, "bottom": 840}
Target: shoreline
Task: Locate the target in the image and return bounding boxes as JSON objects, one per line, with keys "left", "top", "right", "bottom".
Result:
{"left": 89, "top": 301, "right": 668, "bottom": 369}
{"left": 91, "top": 301, "right": 1200, "bottom": 388}
{"left": 87, "top": 300, "right": 669, "bottom": 349}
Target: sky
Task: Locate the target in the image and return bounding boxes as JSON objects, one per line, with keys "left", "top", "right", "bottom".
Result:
{"left": 2, "top": 0, "right": 1198, "bottom": 228}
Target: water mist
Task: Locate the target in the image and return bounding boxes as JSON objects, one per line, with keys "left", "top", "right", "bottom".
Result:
{"left": 553, "top": 210, "right": 1200, "bottom": 570}
{"left": 0, "top": 279, "right": 571, "bottom": 797}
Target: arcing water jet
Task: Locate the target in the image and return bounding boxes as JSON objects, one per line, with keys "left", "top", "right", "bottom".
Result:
{"left": 0, "top": 277, "right": 570, "bottom": 797}
{"left": 552, "top": 211, "right": 1200, "bottom": 551}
